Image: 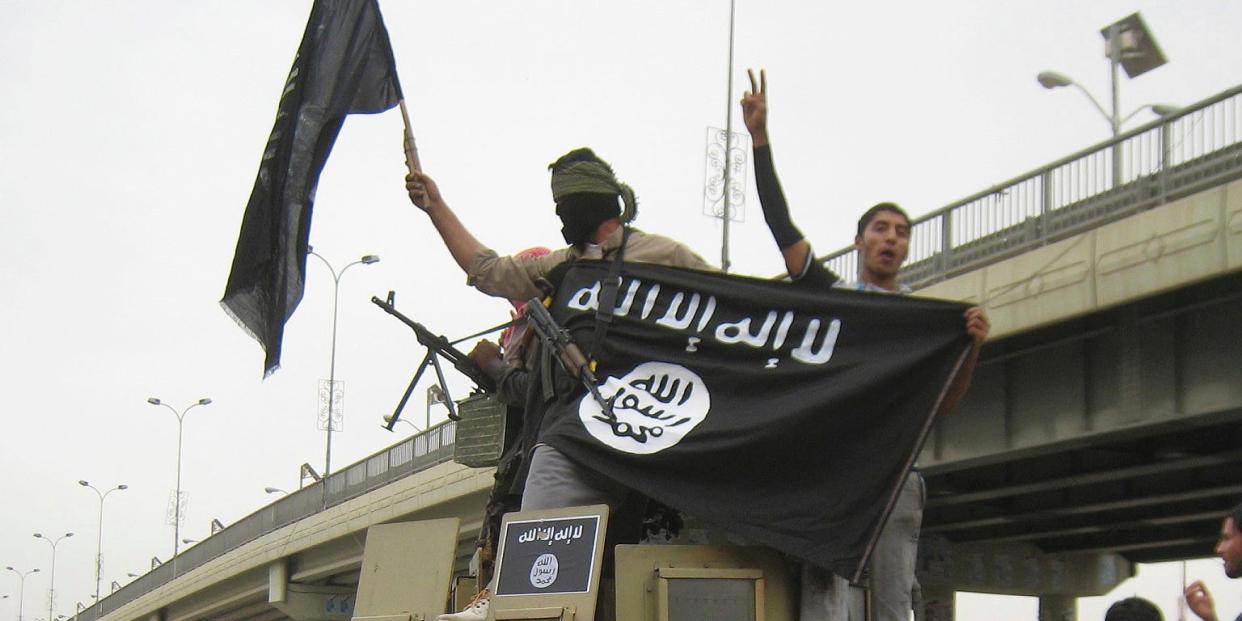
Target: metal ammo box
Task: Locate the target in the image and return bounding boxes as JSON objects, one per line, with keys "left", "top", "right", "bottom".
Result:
{"left": 451, "top": 393, "right": 508, "bottom": 467}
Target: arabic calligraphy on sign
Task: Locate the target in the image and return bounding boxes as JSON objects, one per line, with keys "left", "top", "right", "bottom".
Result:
{"left": 529, "top": 553, "right": 560, "bottom": 589}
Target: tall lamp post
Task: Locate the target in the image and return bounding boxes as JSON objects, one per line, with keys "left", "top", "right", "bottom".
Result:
{"left": 32, "top": 532, "right": 72, "bottom": 621}
{"left": 1036, "top": 12, "right": 1171, "bottom": 186}
{"left": 146, "top": 396, "right": 212, "bottom": 577}
{"left": 6, "top": 566, "right": 40, "bottom": 621}
{"left": 307, "top": 247, "right": 379, "bottom": 476}
{"left": 78, "top": 480, "right": 127, "bottom": 604}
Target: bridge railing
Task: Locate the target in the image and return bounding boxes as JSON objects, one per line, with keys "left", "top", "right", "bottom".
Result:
{"left": 823, "top": 84, "right": 1242, "bottom": 288}
{"left": 81, "top": 421, "right": 458, "bottom": 621}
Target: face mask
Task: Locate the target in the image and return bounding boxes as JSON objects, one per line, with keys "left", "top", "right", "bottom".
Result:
{"left": 556, "top": 195, "right": 618, "bottom": 244}
{"left": 560, "top": 217, "right": 596, "bottom": 245}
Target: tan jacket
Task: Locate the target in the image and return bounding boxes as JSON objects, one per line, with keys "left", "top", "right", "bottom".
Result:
{"left": 467, "top": 227, "right": 715, "bottom": 301}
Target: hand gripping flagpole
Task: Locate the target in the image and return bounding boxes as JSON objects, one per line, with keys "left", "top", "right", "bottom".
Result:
{"left": 399, "top": 100, "right": 421, "bottom": 173}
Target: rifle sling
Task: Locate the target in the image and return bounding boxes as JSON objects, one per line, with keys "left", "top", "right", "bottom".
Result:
{"left": 589, "top": 225, "right": 630, "bottom": 363}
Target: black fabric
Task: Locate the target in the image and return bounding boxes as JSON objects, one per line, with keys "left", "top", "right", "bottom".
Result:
{"left": 556, "top": 193, "right": 619, "bottom": 245}
{"left": 753, "top": 145, "right": 804, "bottom": 249}
{"left": 221, "top": 0, "right": 403, "bottom": 376}
{"left": 536, "top": 261, "right": 971, "bottom": 582}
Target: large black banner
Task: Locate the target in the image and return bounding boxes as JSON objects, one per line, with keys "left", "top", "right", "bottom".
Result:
{"left": 538, "top": 261, "right": 971, "bottom": 581}
{"left": 221, "top": 0, "right": 403, "bottom": 376}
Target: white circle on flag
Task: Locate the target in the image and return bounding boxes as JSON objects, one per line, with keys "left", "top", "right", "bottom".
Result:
{"left": 529, "top": 553, "right": 559, "bottom": 589}
{"left": 578, "top": 361, "right": 711, "bottom": 455}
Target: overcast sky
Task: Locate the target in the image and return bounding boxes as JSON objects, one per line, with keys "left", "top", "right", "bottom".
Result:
{"left": 3, "top": 1, "right": 1241, "bottom": 619}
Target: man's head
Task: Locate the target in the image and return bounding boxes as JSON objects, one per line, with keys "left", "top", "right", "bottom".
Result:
{"left": 549, "top": 148, "right": 637, "bottom": 245}
{"left": 1104, "top": 597, "right": 1163, "bottom": 621}
{"left": 854, "top": 202, "right": 911, "bottom": 287}
{"left": 1216, "top": 501, "right": 1242, "bottom": 578}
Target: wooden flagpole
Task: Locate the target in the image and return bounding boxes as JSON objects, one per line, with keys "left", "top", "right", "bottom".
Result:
{"left": 399, "top": 99, "right": 421, "bottom": 173}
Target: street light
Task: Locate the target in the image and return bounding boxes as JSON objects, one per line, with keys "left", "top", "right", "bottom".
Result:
{"left": 307, "top": 247, "right": 380, "bottom": 476}
{"left": 147, "top": 396, "right": 211, "bottom": 577}
{"left": 6, "top": 566, "right": 40, "bottom": 621}
{"left": 382, "top": 414, "right": 420, "bottom": 433}
{"left": 1036, "top": 12, "right": 1170, "bottom": 185}
{"left": 1036, "top": 71, "right": 1177, "bottom": 133}
{"left": 32, "top": 532, "right": 72, "bottom": 621}
{"left": 298, "top": 463, "right": 321, "bottom": 489}
{"left": 263, "top": 487, "right": 288, "bottom": 496}
{"left": 78, "top": 480, "right": 127, "bottom": 605}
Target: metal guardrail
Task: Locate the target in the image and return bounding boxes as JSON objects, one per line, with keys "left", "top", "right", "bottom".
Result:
{"left": 822, "top": 84, "right": 1242, "bottom": 289}
{"left": 80, "top": 421, "right": 458, "bottom": 621}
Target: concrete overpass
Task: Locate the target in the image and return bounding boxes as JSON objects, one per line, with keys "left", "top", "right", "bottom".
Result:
{"left": 81, "top": 83, "right": 1242, "bottom": 621}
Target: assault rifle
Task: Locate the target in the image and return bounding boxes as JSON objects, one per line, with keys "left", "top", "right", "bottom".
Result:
{"left": 523, "top": 297, "right": 614, "bottom": 417}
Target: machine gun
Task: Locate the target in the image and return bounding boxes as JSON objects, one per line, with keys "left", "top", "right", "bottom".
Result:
{"left": 372, "top": 291, "right": 497, "bottom": 430}
{"left": 523, "top": 297, "right": 614, "bottom": 417}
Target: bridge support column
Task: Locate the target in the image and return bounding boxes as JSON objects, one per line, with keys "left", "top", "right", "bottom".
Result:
{"left": 1038, "top": 594, "right": 1077, "bottom": 621}
{"left": 917, "top": 536, "right": 1127, "bottom": 619}
{"left": 268, "top": 561, "right": 356, "bottom": 621}
{"left": 915, "top": 586, "right": 955, "bottom": 621}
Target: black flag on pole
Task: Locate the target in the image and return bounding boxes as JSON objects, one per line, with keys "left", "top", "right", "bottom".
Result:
{"left": 537, "top": 261, "right": 971, "bottom": 582}
{"left": 221, "top": 0, "right": 403, "bottom": 376}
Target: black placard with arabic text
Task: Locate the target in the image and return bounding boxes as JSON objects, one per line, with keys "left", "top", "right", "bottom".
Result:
{"left": 495, "top": 515, "right": 600, "bottom": 596}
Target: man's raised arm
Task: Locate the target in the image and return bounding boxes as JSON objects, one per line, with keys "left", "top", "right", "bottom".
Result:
{"left": 406, "top": 169, "right": 483, "bottom": 274}
{"left": 741, "top": 69, "right": 818, "bottom": 281}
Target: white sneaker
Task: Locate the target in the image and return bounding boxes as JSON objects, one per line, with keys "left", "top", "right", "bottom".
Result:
{"left": 437, "top": 589, "right": 490, "bottom": 621}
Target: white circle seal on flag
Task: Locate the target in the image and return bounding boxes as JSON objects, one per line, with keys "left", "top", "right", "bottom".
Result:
{"left": 578, "top": 361, "right": 711, "bottom": 455}
{"left": 530, "top": 553, "right": 559, "bottom": 588}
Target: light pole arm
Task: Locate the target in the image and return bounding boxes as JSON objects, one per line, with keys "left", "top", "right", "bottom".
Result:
{"left": 338, "top": 259, "right": 367, "bottom": 280}
{"left": 1118, "top": 104, "right": 1174, "bottom": 126}
{"left": 1065, "top": 81, "right": 1117, "bottom": 133}
{"left": 308, "top": 250, "right": 341, "bottom": 284}
{"left": 154, "top": 401, "right": 179, "bottom": 420}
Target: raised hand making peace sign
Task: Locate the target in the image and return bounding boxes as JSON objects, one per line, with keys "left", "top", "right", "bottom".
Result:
{"left": 740, "top": 68, "right": 768, "bottom": 146}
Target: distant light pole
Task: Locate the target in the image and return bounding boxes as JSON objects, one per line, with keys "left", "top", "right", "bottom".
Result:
{"left": 298, "top": 463, "right": 321, "bottom": 490}
{"left": 307, "top": 247, "right": 379, "bottom": 476}
{"left": 32, "top": 532, "right": 72, "bottom": 621}
{"left": 146, "top": 396, "right": 211, "bottom": 577}
{"left": 78, "top": 480, "right": 126, "bottom": 604}
{"left": 382, "top": 414, "right": 420, "bottom": 433}
{"left": 426, "top": 384, "right": 446, "bottom": 430}
{"left": 1036, "top": 12, "right": 1171, "bottom": 185}
{"left": 6, "top": 566, "right": 40, "bottom": 621}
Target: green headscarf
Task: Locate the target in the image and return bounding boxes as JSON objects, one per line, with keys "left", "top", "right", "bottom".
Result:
{"left": 548, "top": 148, "right": 637, "bottom": 223}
